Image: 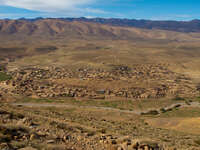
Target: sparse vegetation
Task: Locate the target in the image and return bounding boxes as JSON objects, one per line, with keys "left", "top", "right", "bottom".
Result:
{"left": 194, "top": 138, "right": 200, "bottom": 146}
{"left": 172, "top": 96, "right": 185, "bottom": 101}
{"left": 159, "top": 107, "right": 200, "bottom": 118}
{"left": 18, "top": 97, "right": 183, "bottom": 112}
{"left": 0, "top": 72, "right": 12, "bottom": 81}
{"left": 160, "top": 108, "right": 166, "bottom": 113}
{"left": 35, "top": 46, "right": 58, "bottom": 53}
{"left": 141, "top": 110, "right": 159, "bottom": 116}
{"left": 1, "top": 101, "right": 200, "bottom": 149}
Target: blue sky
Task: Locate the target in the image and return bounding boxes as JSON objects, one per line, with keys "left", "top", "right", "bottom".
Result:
{"left": 0, "top": 0, "right": 199, "bottom": 20}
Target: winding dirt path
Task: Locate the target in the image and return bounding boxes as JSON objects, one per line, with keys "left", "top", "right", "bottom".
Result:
{"left": 11, "top": 101, "right": 200, "bottom": 115}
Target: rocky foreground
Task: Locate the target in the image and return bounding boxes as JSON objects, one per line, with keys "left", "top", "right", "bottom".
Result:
{"left": 0, "top": 104, "right": 163, "bottom": 150}
{"left": 1, "top": 103, "right": 200, "bottom": 150}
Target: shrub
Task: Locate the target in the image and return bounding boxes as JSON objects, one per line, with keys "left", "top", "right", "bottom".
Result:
{"left": 172, "top": 96, "right": 185, "bottom": 101}
{"left": 160, "top": 108, "right": 166, "bottom": 113}
{"left": 194, "top": 139, "right": 200, "bottom": 146}
{"left": 0, "top": 72, "right": 12, "bottom": 81}
{"left": 141, "top": 110, "right": 159, "bottom": 116}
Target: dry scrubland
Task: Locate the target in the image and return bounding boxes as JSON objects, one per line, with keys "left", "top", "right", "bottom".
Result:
{"left": 1, "top": 98, "right": 200, "bottom": 149}
{"left": 0, "top": 19, "right": 200, "bottom": 149}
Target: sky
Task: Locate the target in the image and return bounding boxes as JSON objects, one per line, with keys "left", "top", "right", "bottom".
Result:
{"left": 0, "top": 0, "right": 200, "bottom": 20}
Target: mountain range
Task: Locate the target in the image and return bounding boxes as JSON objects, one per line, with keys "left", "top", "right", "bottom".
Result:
{"left": 1, "top": 18, "right": 200, "bottom": 43}
{"left": 14, "top": 17, "right": 200, "bottom": 33}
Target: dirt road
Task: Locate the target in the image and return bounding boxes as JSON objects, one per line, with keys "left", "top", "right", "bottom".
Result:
{"left": 11, "top": 101, "right": 200, "bottom": 115}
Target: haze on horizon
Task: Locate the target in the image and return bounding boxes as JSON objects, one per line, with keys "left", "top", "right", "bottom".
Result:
{"left": 0, "top": 0, "right": 200, "bottom": 21}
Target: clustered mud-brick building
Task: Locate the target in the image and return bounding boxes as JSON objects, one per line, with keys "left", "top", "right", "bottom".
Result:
{"left": 1, "top": 64, "right": 199, "bottom": 100}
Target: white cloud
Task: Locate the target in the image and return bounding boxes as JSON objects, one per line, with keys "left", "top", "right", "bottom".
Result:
{"left": 0, "top": 0, "right": 96, "bottom": 12}
{"left": 84, "top": 8, "right": 107, "bottom": 14}
{"left": 174, "top": 14, "right": 192, "bottom": 18}
{"left": 0, "top": 0, "right": 110, "bottom": 18}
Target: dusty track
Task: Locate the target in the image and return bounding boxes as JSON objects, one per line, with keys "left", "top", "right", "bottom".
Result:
{"left": 11, "top": 101, "right": 200, "bottom": 115}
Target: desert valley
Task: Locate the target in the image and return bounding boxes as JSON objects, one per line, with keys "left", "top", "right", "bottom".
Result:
{"left": 0, "top": 18, "right": 200, "bottom": 150}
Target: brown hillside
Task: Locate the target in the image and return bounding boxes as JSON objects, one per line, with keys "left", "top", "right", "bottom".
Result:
{"left": 0, "top": 19, "right": 200, "bottom": 42}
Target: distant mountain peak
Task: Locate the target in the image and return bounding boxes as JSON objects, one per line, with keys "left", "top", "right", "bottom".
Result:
{"left": 8, "top": 17, "right": 199, "bottom": 33}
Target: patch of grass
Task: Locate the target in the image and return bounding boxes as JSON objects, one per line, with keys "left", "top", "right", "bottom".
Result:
{"left": 99, "top": 101, "right": 119, "bottom": 108}
{"left": 21, "top": 97, "right": 54, "bottom": 103}
{"left": 159, "top": 107, "right": 200, "bottom": 118}
{"left": 64, "top": 108, "right": 76, "bottom": 112}
{"left": 196, "top": 96, "right": 200, "bottom": 101}
{"left": 172, "top": 96, "right": 185, "bottom": 101}
{"left": 19, "top": 97, "right": 182, "bottom": 112}
{"left": 0, "top": 72, "right": 12, "bottom": 81}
